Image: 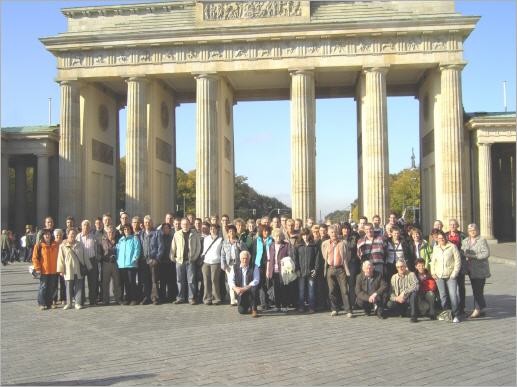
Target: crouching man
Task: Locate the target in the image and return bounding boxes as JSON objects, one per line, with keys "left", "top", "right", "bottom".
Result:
{"left": 229, "top": 250, "right": 259, "bottom": 317}
{"left": 355, "top": 260, "right": 388, "bottom": 318}
{"left": 387, "top": 258, "right": 419, "bottom": 322}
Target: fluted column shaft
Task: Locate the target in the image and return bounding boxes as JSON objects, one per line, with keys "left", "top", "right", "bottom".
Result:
{"left": 37, "top": 155, "right": 50, "bottom": 224}
{"left": 362, "top": 67, "right": 389, "bottom": 222}
{"left": 436, "top": 64, "right": 465, "bottom": 227}
{"left": 14, "top": 162, "right": 26, "bottom": 233}
{"left": 1, "top": 154, "right": 8, "bottom": 228}
{"left": 290, "top": 70, "right": 316, "bottom": 220}
{"left": 59, "top": 80, "right": 81, "bottom": 226}
{"left": 195, "top": 74, "right": 219, "bottom": 219}
{"left": 125, "top": 77, "right": 149, "bottom": 217}
{"left": 478, "top": 143, "right": 494, "bottom": 239}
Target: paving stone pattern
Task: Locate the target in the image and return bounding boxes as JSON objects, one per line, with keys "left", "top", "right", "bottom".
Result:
{"left": 1, "top": 262, "right": 515, "bottom": 386}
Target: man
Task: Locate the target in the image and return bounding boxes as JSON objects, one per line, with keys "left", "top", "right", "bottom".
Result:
{"left": 385, "top": 212, "right": 399, "bottom": 234}
{"left": 372, "top": 215, "right": 384, "bottom": 238}
{"left": 116, "top": 212, "right": 130, "bottom": 235}
{"left": 21, "top": 225, "right": 36, "bottom": 262}
{"left": 93, "top": 217, "right": 105, "bottom": 302}
{"left": 270, "top": 217, "right": 281, "bottom": 230}
{"left": 357, "top": 223, "right": 385, "bottom": 276}
{"left": 321, "top": 225, "right": 352, "bottom": 317}
{"left": 65, "top": 216, "right": 76, "bottom": 235}
{"left": 139, "top": 215, "right": 161, "bottom": 305}
{"left": 170, "top": 218, "right": 201, "bottom": 304}
{"left": 76, "top": 220, "right": 100, "bottom": 305}
{"left": 280, "top": 215, "right": 288, "bottom": 231}
{"left": 158, "top": 223, "right": 176, "bottom": 302}
{"left": 229, "top": 250, "right": 259, "bottom": 317}
{"left": 131, "top": 216, "right": 144, "bottom": 301}
{"left": 318, "top": 224, "right": 329, "bottom": 241}
{"left": 387, "top": 258, "right": 419, "bottom": 322}
{"left": 355, "top": 260, "right": 388, "bottom": 318}
{"left": 172, "top": 217, "right": 181, "bottom": 233}
{"left": 157, "top": 213, "right": 173, "bottom": 231}
{"left": 305, "top": 217, "right": 315, "bottom": 229}
{"left": 357, "top": 216, "right": 368, "bottom": 237}
{"left": 260, "top": 216, "right": 270, "bottom": 227}
{"left": 193, "top": 218, "right": 203, "bottom": 234}
{"left": 36, "top": 216, "right": 55, "bottom": 242}
{"left": 100, "top": 225, "right": 122, "bottom": 305}
{"left": 220, "top": 214, "right": 230, "bottom": 240}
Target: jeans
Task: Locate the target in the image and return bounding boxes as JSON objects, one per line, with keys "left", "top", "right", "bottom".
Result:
{"left": 470, "top": 277, "right": 486, "bottom": 309}
{"left": 176, "top": 262, "right": 196, "bottom": 301}
{"left": 38, "top": 274, "right": 58, "bottom": 307}
{"left": 298, "top": 275, "right": 316, "bottom": 310}
{"left": 65, "top": 275, "right": 84, "bottom": 306}
{"left": 119, "top": 268, "right": 138, "bottom": 303}
{"left": 436, "top": 277, "right": 459, "bottom": 318}
{"left": 237, "top": 286, "right": 258, "bottom": 314}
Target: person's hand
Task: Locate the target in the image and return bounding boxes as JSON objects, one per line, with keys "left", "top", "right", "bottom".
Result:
{"left": 368, "top": 293, "right": 377, "bottom": 304}
{"left": 395, "top": 294, "right": 405, "bottom": 304}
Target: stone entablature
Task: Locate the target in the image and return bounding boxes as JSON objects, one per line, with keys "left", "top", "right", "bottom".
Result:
{"left": 466, "top": 113, "right": 517, "bottom": 144}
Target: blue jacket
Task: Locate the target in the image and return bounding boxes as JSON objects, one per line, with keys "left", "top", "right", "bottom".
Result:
{"left": 116, "top": 235, "right": 141, "bottom": 269}
{"left": 138, "top": 229, "right": 162, "bottom": 262}
{"left": 253, "top": 236, "right": 273, "bottom": 268}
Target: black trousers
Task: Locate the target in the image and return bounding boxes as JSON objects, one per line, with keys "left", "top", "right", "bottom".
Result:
{"left": 119, "top": 268, "right": 138, "bottom": 302}
{"left": 457, "top": 272, "right": 466, "bottom": 314}
{"left": 348, "top": 259, "right": 360, "bottom": 308}
{"left": 237, "top": 286, "right": 258, "bottom": 314}
{"left": 158, "top": 260, "right": 177, "bottom": 301}
{"left": 387, "top": 292, "right": 417, "bottom": 317}
{"left": 470, "top": 277, "right": 486, "bottom": 310}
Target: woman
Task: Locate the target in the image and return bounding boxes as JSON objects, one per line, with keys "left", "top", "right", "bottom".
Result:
{"left": 53, "top": 229, "right": 66, "bottom": 306}
{"left": 430, "top": 230, "right": 462, "bottom": 323}
{"left": 253, "top": 225, "right": 273, "bottom": 309}
{"left": 385, "top": 226, "right": 412, "bottom": 275}
{"left": 116, "top": 224, "right": 141, "bottom": 305}
{"left": 294, "top": 228, "right": 321, "bottom": 313}
{"left": 267, "top": 228, "right": 290, "bottom": 312}
{"left": 409, "top": 227, "right": 433, "bottom": 270}
{"left": 57, "top": 229, "right": 91, "bottom": 310}
{"left": 32, "top": 229, "right": 59, "bottom": 310}
{"left": 201, "top": 223, "right": 223, "bottom": 305}
{"left": 461, "top": 223, "right": 490, "bottom": 318}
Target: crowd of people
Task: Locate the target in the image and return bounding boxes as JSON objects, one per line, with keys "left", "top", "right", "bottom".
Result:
{"left": 1, "top": 211, "right": 491, "bottom": 323}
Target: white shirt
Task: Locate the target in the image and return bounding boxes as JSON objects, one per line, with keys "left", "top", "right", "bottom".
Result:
{"left": 202, "top": 234, "right": 222, "bottom": 264}
{"left": 228, "top": 265, "right": 260, "bottom": 289}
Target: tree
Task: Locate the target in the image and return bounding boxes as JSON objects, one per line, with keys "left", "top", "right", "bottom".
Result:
{"left": 176, "top": 168, "right": 196, "bottom": 215}
{"left": 389, "top": 168, "right": 420, "bottom": 223}
{"left": 325, "top": 210, "right": 350, "bottom": 224}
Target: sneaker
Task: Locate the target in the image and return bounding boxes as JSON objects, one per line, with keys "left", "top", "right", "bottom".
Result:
{"left": 39, "top": 305, "right": 47, "bottom": 311}
{"left": 330, "top": 310, "right": 338, "bottom": 317}
{"left": 281, "top": 307, "right": 288, "bottom": 313}
{"left": 189, "top": 299, "right": 198, "bottom": 305}
{"left": 63, "top": 304, "right": 72, "bottom": 310}
{"left": 251, "top": 310, "right": 258, "bottom": 318}
{"left": 452, "top": 317, "right": 460, "bottom": 323}
{"left": 410, "top": 316, "right": 418, "bottom": 323}
{"left": 173, "top": 299, "right": 185, "bottom": 304}
{"left": 346, "top": 312, "right": 353, "bottom": 318}
{"left": 438, "top": 314, "right": 445, "bottom": 321}
{"left": 129, "top": 301, "right": 138, "bottom": 306}
{"left": 75, "top": 304, "right": 83, "bottom": 310}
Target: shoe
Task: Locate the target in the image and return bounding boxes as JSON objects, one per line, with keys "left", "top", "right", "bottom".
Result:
{"left": 63, "top": 304, "right": 72, "bottom": 310}
{"left": 129, "top": 301, "right": 138, "bottom": 306}
{"left": 231, "top": 302, "right": 238, "bottom": 306}
{"left": 281, "top": 307, "right": 288, "bottom": 313}
{"left": 152, "top": 300, "right": 159, "bottom": 305}
{"left": 410, "top": 316, "right": 418, "bottom": 323}
{"left": 430, "top": 315, "right": 437, "bottom": 320}
{"left": 189, "top": 299, "right": 198, "bottom": 305}
{"left": 330, "top": 310, "right": 338, "bottom": 317}
{"left": 205, "top": 301, "right": 212, "bottom": 305}
{"left": 50, "top": 304, "right": 58, "bottom": 309}
{"left": 365, "top": 309, "right": 372, "bottom": 316}
{"left": 452, "top": 317, "right": 460, "bottom": 323}
{"left": 39, "top": 305, "right": 47, "bottom": 311}
{"left": 173, "top": 299, "right": 185, "bottom": 304}
{"left": 308, "top": 309, "right": 315, "bottom": 314}
{"left": 438, "top": 315, "right": 445, "bottom": 321}
{"left": 469, "top": 309, "right": 481, "bottom": 319}
{"left": 251, "top": 310, "right": 258, "bottom": 318}
{"left": 275, "top": 307, "right": 281, "bottom": 312}
{"left": 140, "top": 298, "right": 150, "bottom": 305}
{"left": 346, "top": 312, "right": 353, "bottom": 318}
{"left": 213, "top": 301, "right": 221, "bottom": 305}
{"left": 75, "top": 304, "right": 83, "bottom": 310}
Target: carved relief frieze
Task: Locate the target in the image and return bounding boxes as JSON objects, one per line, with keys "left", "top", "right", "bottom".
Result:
{"left": 202, "top": 1, "right": 302, "bottom": 21}
{"left": 59, "top": 33, "right": 463, "bottom": 69}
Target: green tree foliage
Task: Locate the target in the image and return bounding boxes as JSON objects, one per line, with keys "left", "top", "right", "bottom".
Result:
{"left": 177, "top": 168, "right": 196, "bottom": 215}
{"left": 389, "top": 168, "right": 420, "bottom": 222}
{"left": 325, "top": 210, "right": 350, "bottom": 224}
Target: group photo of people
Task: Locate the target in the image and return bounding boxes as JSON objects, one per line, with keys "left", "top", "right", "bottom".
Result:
{"left": 2, "top": 210, "right": 491, "bottom": 323}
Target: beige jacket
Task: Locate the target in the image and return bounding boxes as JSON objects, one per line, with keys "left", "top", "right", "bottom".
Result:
{"left": 430, "top": 243, "right": 461, "bottom": 279}
{"left": 57, "top": 240, "right": 92, "bottom": 280}
{"left": 170, "top": 229, "right": 201, "bottom": 264}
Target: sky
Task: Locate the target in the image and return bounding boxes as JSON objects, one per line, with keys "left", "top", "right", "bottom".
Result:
{"left": 1, "top": 0, "right": 515, "bottom": 219}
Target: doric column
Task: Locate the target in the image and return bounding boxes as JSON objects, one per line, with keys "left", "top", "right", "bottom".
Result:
{"left": 125, "top": 77, "right": 149, "bottom": 217}
{"left": 478, "top": 143, "right": 495, "bottom": 240}
{"left": 1, "top": 154, "right": 8, "bottom": 228}
{"left": 59, "top": 80, "right": 81, "bottom": 226}
{"left": 290, "top": 69, "right": 316, "bottom": 220}
{"left": 14, "top": 161, "right": 26, "bottom": 233}
{"left": 435, "top": 64, "right": 465, "bottom": 227}
{"left": 36, "top": 155, "right": 50, "bottom": 224}
{"left": 195, "top": 74, "right": 219, "bottom": 219}
{"left": 362, "top": 67, "right": 389, "bottom": 221}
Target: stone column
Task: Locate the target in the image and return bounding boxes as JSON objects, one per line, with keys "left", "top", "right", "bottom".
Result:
{"left": 1, "top": 154, "right": 8, "bottom": 228}
{"left": 290, "top": 69, "right": 316, "bottom": 220}
{"left": 195, "top": 74, "right": 219, "bottom": 219}
{"left": 125, "top": 77, "right": 149, "bottom": 217}
{"left": 478, "top": 143, "right": 495, "bottom": 240}
{"left": 361, "top": 67, "right": 389, "bottom": 222}
{"left": 36, "top": 154, "right": 50, "bottom": 224}
{"left": 14, "top": 161, "right": 26, "bottom": 233}
{"left": 59, "top": 80, "right": 81, "bottom": 226}
{"left": 435, "top": 64, "right": 465, "bottom": 227}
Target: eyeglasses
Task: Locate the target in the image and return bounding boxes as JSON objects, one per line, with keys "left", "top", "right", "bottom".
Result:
{"left": 396, "top": 266, "right": 405, "bottom": 269}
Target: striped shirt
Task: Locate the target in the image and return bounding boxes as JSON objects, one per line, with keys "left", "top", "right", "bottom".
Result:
{"left": 77, "top": 233, "right": 96, "bottom": 259}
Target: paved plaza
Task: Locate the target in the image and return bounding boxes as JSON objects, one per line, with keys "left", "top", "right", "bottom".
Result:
{"left": 1, "top": 257, "right": 515, "bottom": 386}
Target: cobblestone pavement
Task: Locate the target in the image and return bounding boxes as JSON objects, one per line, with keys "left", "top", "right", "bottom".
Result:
{"left": 1, "top": 261, "right": 515, "bottom": 386}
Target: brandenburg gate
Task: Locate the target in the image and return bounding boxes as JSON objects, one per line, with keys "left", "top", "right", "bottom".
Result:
{"left": 41, "top": 0, "right": 478, "bottom": 229}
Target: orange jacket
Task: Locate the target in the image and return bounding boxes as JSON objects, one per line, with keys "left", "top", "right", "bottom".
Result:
{"left": 32, "top": 242, "right": 59, "bottom": 274}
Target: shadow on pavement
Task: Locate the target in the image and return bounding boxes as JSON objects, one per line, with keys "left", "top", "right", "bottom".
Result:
{"left": 10, "top": 373, "right": 156, "bottom": 386}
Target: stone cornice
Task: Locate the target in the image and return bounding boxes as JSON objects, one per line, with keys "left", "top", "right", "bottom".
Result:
{"left": 61, "top": 1, "right": 193, "bottom": 18}
{"left": 465, "top": 114, "right": 516, "bottom": 131}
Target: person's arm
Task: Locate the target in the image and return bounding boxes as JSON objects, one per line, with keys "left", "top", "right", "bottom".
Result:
{"left": 170, "top": 234, "right": 177, "bottom": 263}
{"left": 402, "top": 272, "right": 418, "bottom": 298}
{"left": 32, "top": 243, "right": 41, "bottom": 272}
{"left": 220, "top": 242, "right": 228, "bottom": 270}
{"left": 473, "top": 239, "right": 490, "bottom": 260}
{"left": 132, "top": 238, "right": 142, "bottom": 266}
{"left": 450, "top": 245, "right": 461, "bottom": 279}
{"left": 249, "top": 265, "right": 260, "bottom": 288}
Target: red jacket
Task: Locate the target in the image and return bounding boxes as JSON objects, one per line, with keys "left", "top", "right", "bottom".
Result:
{"left": 417, "top": 271, "right": 437, "bottom": 293}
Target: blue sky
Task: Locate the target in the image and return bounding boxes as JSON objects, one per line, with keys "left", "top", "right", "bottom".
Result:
{"left": 1, "top": 1, "right": 515, "bottom": 218}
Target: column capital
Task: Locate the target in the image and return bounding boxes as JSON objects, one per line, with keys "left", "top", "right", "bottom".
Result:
{"left": 192, "top": 72, "right": 219, "bottom": 81}
{"left": 439, "top": 63, "right": 466, "bottom": 72}
{"left": 363, "top": 66, "right": 390, "bottom": 75}
{"left": 477, "top": 142, "right": 493, "bottom": 148}
{"left": 58, "top": 79, "right": 79, "bottom": 87}
{"left": 125, "top": 76, "right": 148, "bottom": 84}
{"left": 288, "top": 68, "right": 315, "bottom": 77}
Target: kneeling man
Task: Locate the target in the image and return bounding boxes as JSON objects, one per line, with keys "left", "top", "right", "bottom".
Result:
{"left": 387, "top": 259, "right": 419, "bottom": 322}
{"left": 229, "top": 250, "right": 259, "bottom": 317}
{"left": 355, "top": 260, "right": 388, "bottom": 318}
